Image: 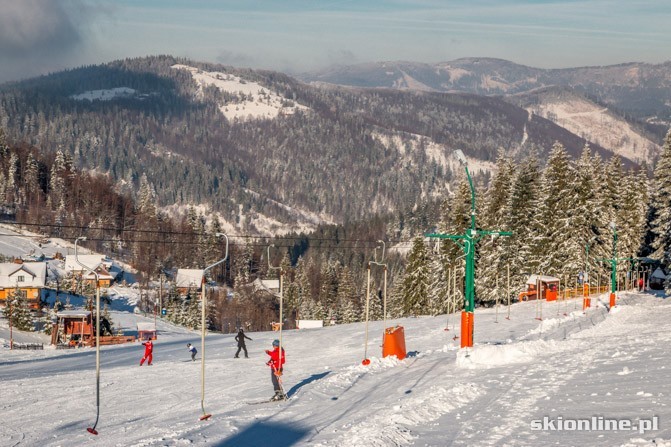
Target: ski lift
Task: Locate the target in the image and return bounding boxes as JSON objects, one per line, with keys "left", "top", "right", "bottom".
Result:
{"left": 199, "top": 233, "right": 229, "bottom": 421}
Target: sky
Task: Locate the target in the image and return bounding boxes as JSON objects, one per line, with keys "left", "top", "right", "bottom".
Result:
{"left": 0, "top": 0, "right": 670, "bottom": 83}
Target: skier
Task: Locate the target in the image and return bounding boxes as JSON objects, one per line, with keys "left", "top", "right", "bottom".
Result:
{"left": 187, "top": 343, "right": 197, "bottom": 361}
{"left": 234, "top": 328, "right": 252, "bottom": 358}
{"left": 140, "top": 339, "right": 153, "bottom": 366}
{"left": 265, "top": 339, "right": 286, "bottom": 400}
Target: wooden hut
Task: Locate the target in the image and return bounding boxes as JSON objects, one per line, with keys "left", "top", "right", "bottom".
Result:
{"left": 520, "top": 275, "right": 560, "bottom": 301}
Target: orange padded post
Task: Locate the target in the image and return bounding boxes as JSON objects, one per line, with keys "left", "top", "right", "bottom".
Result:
{"left": 460, "top": 311, "right": 473, "bottom": 348}
{"left": 382, "top": 326, "right": 406, "bottom": 360}
{"left": 609, "top": 292, "right": 616, "bottom": 309}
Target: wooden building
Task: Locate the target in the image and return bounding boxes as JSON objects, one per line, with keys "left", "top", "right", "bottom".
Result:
{"left": 520, "top": 275, "right": 560, "bottom": 301}
{"left": 0, "top": 261, "right": 47, "bottom": 309}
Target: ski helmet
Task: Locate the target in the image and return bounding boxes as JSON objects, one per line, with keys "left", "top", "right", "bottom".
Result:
{"left": 272, "top": 339, "right": 280, "bottom": 347}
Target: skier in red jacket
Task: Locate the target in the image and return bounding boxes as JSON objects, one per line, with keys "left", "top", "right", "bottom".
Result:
{"left": 265, "top": 339, "right": 286, "bottom": 400}
{"left": 140, "top": 339, "right": 153, "bottom": 366}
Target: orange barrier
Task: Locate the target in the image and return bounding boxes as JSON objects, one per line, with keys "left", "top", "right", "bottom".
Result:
{"left": 382, "top": 326, "right": 406, "bottom": 360}
{"left": 609, "top": 292, "right": 616, "bottom": 309}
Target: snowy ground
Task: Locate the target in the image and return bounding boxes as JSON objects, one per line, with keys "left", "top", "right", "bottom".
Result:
{"left": 1, "top": 290, "right": 670, "bottom": 446}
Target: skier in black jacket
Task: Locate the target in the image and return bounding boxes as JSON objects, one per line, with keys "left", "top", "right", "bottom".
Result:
{"left": 234, "top": 328, "right": 252, "bottom": 358}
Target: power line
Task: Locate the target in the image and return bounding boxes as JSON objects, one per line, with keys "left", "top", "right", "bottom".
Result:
{"left": 0, "top": 220, "right": 414, "bottom": 247}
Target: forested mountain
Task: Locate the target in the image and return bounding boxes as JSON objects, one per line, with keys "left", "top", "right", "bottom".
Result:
{"left": 301, "top": 58, "right": 670, "bottom": 154}
{"left": 0, "top": 55, "right": 620, "bottom": 235}
{"left": 301, "top": 58, "right": 671, "bottom": 124}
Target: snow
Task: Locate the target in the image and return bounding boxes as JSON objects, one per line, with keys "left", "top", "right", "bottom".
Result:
{"left": 525, "top": 96, "right": 659, "bottom": 163}
{"left": 1, "top": 289, "right": 670, "bottom": 445}
{"left": 172, "top": 64, "right": 309, "bottom": 122}
{"left": 372, "top": 130, "right": 497, "bottom": 187}
{"left": 70, "top": 87, "right": 137, "bottom": 102}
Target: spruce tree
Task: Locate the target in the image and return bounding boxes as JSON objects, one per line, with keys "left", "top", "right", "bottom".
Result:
{"left": 538, "top": 143, "right": 580, "bottom": 276}
{"left": 504, "top": 151, "right": 542, "bottom": 291}
{"left": 401, "top": 236, "right": 430, "bottom": 315}
{"left": 5, "top": 288, "right": 34, "bottom": 331}
{"left": 650, "top": 130, "right": 671, "bottom": 267}
{"left": 476, "top": 151, "right": 515, "bottom": 304}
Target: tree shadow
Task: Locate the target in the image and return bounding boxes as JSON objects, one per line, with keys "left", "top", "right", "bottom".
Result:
{"left": 215, "top": 421, "right": 309, "bottom": 447}
{"left": 286, "top": 371, "right": 330, "bottom": 398}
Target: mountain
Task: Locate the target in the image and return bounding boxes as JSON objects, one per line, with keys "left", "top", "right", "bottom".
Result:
{"left": 508, "top": 86, "right": 660, "bottom": 165}
{"left": 301, "top": 58, "right": 670, "bottom": 150}
{"left": 0, "top": 56, "right": 637, "bottom": 234}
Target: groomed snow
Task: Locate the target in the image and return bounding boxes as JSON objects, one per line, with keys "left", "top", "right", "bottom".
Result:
{"left": 1, "top": 290, "right": 670, "bottom": 446}
{"left": 172, "top": 64, "right": 309, "bottom": 122}
{"left": 70, "top": 87, "right": 137, "bottom": 102}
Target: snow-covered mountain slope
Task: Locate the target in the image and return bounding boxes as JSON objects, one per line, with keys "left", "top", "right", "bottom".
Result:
{"left": 1, "top": 291, "right": 669, "bottom": 446}
{"left": 512, "top": 88, "right": 661, "bottom": 164}
{"left": 172, "top": 64, "right": 309, "bottom": 122}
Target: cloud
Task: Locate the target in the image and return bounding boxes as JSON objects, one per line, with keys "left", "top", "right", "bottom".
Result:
{"left": 215, "top": 50, "right": 256, "bottom": 68}
{"left": 0, "top": 0, "right": 109, "bottom": 83}
{"left": 0, "top": 0, "right": 83, "bottom": 56}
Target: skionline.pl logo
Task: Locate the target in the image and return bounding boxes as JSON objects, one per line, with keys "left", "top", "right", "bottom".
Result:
{"left": 531, "top": 416, "right": 659, "bottom": 434}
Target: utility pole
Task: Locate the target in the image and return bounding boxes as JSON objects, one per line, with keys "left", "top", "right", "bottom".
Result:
{"left": 599, "top": 222, "right": 632, "bottom": 311}
{"left": 426, "top": 150, "right": 512, "bottom": 348}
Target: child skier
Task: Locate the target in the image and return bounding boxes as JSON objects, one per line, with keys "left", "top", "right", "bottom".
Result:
{"left": 265, "top": 339, "right": 286, "bottom": 401}
{"left": 187, "top": 343, "right": 197, "bottom": 361}
{"left": 140, "top": 339, "right": 153, "bottom": 366}
{"left": 234, "top": 328, "right": 252, "bottom": 358}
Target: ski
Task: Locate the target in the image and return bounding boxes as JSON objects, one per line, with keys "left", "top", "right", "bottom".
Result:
{"left": 246, "top": 396, "right": 288, "bottom": 405}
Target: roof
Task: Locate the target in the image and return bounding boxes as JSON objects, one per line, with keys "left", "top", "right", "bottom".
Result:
{"left": 651, "top": 267, "right": 667, "bottom": 279}
{"left": 176, "top": 269, "right": 204, "bottom": 288}
{"left": 64, "top": 255, "right": 105, "bottom": 273}
{"left": 81, "top": 266, "right": 115, "bottom": 281}
{"left": 526, "top": 274, "right": 560, "bottom": 285}
{"left": 57, "top": 310, "right": 91, "bottom": 318}
{"left": 0, "top": 262, "right": 47, "bottom": 289}
{"left": 137, "top": 322, "right": 156, "bottom": 332}
{"left": 260, "top": 279, "right": 280, "bottom": 290}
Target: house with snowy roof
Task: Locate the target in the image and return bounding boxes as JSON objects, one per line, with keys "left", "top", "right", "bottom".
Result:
{"left": 64, "top": 255, "right": 116, "bottom": 288}
{"left": 175, "top": 269, "right": 204, "bottom": 296}
{"left": 0, "top": 261, "right": 47, "bottom": 308}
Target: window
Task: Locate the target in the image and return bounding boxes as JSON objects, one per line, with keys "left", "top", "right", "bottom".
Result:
{"left": 17, "top": 275, "right": 25, "bottom": 283}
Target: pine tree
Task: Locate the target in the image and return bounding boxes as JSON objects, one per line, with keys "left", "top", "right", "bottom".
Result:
{"left": 336, "top": 266, "right": 360, "bottom": 321}
{"left": 4, "top": 288, "right": 34, "bottom": 331}
{"left": 401, "top": 236, "right": 430, "bottom": 315}
{"left": 573, "top": 145, "right": 606, "bottom": 283}
{"left": 650, "top": 130, "right": 671, "bottom": 267}
{"left": 475, "top": 151, "right": 515, "bottom": 304}
{"left": 503, "top": 151, "right": 542, "bottom": 291}
{"left": 538, "top": 143, "right": 580, "bottom": 276}
{"left": 428, "top": 246, "right": 450, "bottom": 315}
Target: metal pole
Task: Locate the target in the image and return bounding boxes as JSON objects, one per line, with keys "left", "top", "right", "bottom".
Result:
{"left": 8, "top": 298, "right": 12, "bottom": 350}
{"left": 76, "top": 237, "right": 101, "bottom": 435}
{"left": 506, "top": 264, "right": 511, "bottom": 320}
{"left": 495, "top": 274, "right": 499, "bottom": 323}
{"left": 199, "top": 233, "right": 229, "bottom": 421}
{"left": 383, "top": 266, "right": 388, "bottom": 327}
{"left": 363, "top": 263, "right": 371, "bottom": 364}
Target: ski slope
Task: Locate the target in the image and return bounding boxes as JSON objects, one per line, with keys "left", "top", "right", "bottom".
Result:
{"left": 1, "top": 292, "right": 670, "bottom": 446}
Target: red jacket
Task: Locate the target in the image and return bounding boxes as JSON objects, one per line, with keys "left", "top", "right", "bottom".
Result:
{"left": 265, "top": 346, "right": 285, "bottom": 369}
{"left": 142, "top": 341, "right": 153, "bottom": 355}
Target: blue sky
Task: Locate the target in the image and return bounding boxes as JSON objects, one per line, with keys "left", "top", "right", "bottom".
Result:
{"left": 0, "top": 0, "right": 669, "bottom": 83}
